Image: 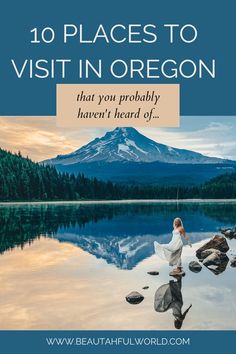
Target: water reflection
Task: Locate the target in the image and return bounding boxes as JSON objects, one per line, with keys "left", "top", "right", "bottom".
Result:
{"left": 0, "top": 203, "right": 236, "bottom": 330}
{"left": 154, "top": 278, "right": 192, "bottom": 329}
{"left": 0, "top": 202, "right": 236, "bottom": 269}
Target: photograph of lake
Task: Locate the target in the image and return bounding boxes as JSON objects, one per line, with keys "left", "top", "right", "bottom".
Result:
{"left": 0, "top": 201, "right": 236, "bottom": 330}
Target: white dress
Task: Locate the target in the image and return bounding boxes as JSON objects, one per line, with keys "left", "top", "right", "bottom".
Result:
{"left": 154, "top": 229, "right": 183, "bottom": 267}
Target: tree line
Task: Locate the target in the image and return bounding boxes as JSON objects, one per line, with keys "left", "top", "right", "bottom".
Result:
{"left": 0, "top": 148, "right": 235, "bottom": 201}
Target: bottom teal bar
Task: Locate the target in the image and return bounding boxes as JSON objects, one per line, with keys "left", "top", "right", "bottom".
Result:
{"left": 0, "top": 330, "right": 233, "bottom": 354}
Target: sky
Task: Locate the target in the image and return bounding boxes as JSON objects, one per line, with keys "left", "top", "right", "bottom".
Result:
{"left": 0, "top": 116, "right": 236, "bottom": 162}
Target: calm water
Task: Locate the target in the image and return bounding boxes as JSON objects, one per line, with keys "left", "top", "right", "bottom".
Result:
{"left": 0, "top": 202, "right": 236, "bottom": 330}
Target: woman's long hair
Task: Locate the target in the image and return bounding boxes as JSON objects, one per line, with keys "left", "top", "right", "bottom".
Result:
{"left": 173, "top": 217, "right": 183, "bottom": 229}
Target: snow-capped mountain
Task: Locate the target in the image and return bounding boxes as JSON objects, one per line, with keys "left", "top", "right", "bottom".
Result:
{"left": 42, "top": 127, "right": 236, "bottom": 185}
{"left": 43, "top": 127, "right": 228, "bottom": 166}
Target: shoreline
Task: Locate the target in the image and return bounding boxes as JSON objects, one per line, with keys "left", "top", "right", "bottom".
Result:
{"left": 1, "top": 198, "right": 236, "bottom": 205}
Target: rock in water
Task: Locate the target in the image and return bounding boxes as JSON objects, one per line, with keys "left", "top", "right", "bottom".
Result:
{"left": 207, "top": 265, "right": 218, "bottom": 271}
{"left": 147, "top": 271, "right": 159, "bottom": 275}
{"left": 196, "top": 235, "right": 229, "bottom": 258}
{"left": 203, "top": 251, "right": 228, "bottom": 266}
{"left": 220, "top": 227, "right": 230, "bottom": 233}
{"left": 230, "top": 258, "right": 236, "bottom": 267}
{"left": 202, "top": 250, "right": 229, "bottom": 275}
{"left": 126, "top": 291, "right": 144, "bottom": 304}
{"left": 200, "top": 248, "right": 222, "bottom": 259}
{"left": 206, "top": 260, "right": 229, "bottom": 275}
{"left": 224, "top": 230, "right": 235, "bottom": 239}
{"left": 221, "top": 227, "right": 236, "bottom": 239}
{"left": 189, "top": 261, "right": 202, "bottom": 273}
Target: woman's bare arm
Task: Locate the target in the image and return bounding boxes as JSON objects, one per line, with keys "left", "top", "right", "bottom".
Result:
{"left": 180, "top": 227, "right": 192, "bottom": 247}
{"left": 180, "top": 227, "right": 189, "bottom": 240}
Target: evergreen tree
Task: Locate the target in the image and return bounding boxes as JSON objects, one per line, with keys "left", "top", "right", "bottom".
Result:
{"left": 1, "top": 148, "right": 236, "bottom": 201}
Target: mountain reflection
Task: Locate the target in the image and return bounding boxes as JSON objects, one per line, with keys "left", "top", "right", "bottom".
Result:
{"left": 0, "top": 202, "right": 236, "bottom": 269}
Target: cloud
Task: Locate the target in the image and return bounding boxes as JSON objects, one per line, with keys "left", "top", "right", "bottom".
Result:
{"left": 139, "top": 117, "right": 236, "bottom": 159}
{"left": 0, "top": 117, "right": 89, "bottom": 161}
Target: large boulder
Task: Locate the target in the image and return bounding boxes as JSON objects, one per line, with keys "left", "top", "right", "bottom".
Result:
{"left": 202, "top": 250, "right": 229, "bottom": 275}
{"left": 205, "top": 259, "right": 229, "bottom": 275}
{"left": 126, "top": 291, "right": 144, "bottom": 304}
{"left": 196, "top": 235, "right": 229, "bottom": 258}
{"left": 203, "top": 250, "right": 228, "bottom": 267}
{"left": 200, "top": 249, "right": 216, "bottom": 259}
{"left": 189, "top": 261, "right": 202, "bottom": 273}
{"left": 200, "top": 248, "right": 224, "bottom": 259}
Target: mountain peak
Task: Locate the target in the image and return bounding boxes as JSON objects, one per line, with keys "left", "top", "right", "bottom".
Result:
{"left": 104, "top": 127, "right": 139, "bottom": 138}
{"left": 113, "top": 127, "right": 137, "bottom": 133}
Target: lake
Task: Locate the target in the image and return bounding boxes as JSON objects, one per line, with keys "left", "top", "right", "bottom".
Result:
{"left": 0, "top": 201, "right": 236, "bottom": 330}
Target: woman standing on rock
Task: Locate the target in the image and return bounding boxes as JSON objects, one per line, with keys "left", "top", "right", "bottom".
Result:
{"left": 154, "top": 217, "right": 192, "bottom": 274}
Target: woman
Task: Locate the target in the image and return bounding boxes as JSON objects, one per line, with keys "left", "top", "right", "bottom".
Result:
{"left": 154, "top": 217, "right": 192, "bottom": 274}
